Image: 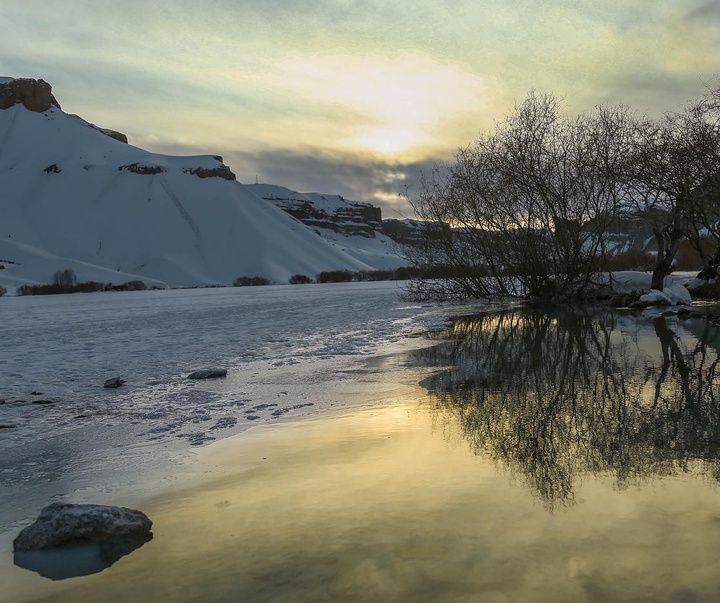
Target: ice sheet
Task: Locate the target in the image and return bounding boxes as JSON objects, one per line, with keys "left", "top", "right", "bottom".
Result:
{"left": 0, "top": 282, "right": 450, "bottom": 528}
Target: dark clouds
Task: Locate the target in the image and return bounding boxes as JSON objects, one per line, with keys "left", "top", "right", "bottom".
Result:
{"left": 149, "top": 139, "right": 447, "bottom": 216}
{"left": 223, "top": 147, "right": 443, "bottom": 218}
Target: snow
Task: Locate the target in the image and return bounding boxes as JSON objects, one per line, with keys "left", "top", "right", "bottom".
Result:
{"left": 249, "top": 184, "right": 376, "bottom": 214}
{"left": 246, "top": 183, "right": 406, "bottom": 269}
{"left": 606, "top": 271, "right": 697, "bottom": 293}
{"left": 639, "top": 283, "right": 693, "bottom": 306}
{"left": 0, "top": 282, "right": 449, "bottom": 528}
{"left": 305, "top": 227, "right": 406, "bottom": 269}
{"left": 0, "top": 104, "right": 386, "bottom": 290}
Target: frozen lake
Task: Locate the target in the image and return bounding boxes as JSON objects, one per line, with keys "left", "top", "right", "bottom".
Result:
{"left": 7, "top": 294, "right": 720, "bottom": 603}
{"left": 6, "top": 302, "right": 720, "bottom": 602}
{"left": 0, "top": 282, "right": 449, "bottom": 528}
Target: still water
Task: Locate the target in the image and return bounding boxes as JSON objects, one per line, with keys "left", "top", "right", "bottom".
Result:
{"left": 5, "top": 306, "right": 720, "bottom": 602}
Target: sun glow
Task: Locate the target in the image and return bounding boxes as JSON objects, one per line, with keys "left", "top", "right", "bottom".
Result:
{"left": 225, "top": 52, "right": 494, "bottom": 157}
{"left": 353, "top": 125, "right": 426, "bottom": 155}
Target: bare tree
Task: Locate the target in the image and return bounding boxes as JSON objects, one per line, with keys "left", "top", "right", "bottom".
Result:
{"left": 407, "top": 92, "right": 633, "bottom": 301}
{"left": 679, "top": 89, "right": 720, "bottom": 282}
{"left": 622, "top": 90, "right": 720, "bottom": 290}
{"left": 52, "top": 269, "right": 77, "bottom": 289}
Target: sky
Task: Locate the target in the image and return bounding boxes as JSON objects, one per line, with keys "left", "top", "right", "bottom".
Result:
{"left": 2, "top": 0, "right": 720, "bottom": 217}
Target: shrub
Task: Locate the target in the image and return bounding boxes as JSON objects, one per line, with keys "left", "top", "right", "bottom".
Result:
{"left": 126, "top": 280, "right": 147, "bottom": 291}
{"left": 104, "top": 280, "right": 148, "bottom": 292}
{"left": 70, "top": 280, "right": 103, "bottom": 293}
{"left": 316, "top": 270, "right": 354, "bottom": 283}
{"left": 289, "top": 274, "right": 312, "bottom": 285}
{"left": 0, "top": 286, "right": 6, "bottom": 297}
{"left": 17, "top": 284, "right": 60, "bottom": 295}
{"left": 233, "top": 276, "right": 270, "bottom": 287}
{"left": 15, "top": 275, "right": 141, "bottom": 295}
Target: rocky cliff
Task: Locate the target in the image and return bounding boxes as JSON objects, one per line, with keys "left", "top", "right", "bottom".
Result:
{"left": 247, "top": 184, "right": 382, "bottom": 237}
{"left": 0, "top": 77, "right": 61, "bottom": 112}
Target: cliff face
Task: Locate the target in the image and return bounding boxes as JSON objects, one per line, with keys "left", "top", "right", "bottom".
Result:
{"left": 0, "top": 78, "right": 61, "bottom": 112}
{"left": 247, "top": 185, "right": 382, "bottom": 237}
{"left": 381, "top": 218, "right": 427, "bottom": 246}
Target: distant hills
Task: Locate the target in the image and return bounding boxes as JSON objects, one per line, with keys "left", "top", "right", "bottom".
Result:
{"left": 0, "top": 77, "right": 411, "bottom": 293}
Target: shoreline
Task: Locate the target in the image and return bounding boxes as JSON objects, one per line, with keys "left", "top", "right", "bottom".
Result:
{"left": 0, "top": 282, "right": 456, "bottom": 529}
{"left": 1, "top": 383, "right": 434, "bottom": 603}
{"left": 7, "top": 303, "right": 720, "bottom": 601}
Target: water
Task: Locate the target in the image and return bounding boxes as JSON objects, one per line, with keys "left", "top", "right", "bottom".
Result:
{"left": 0, "top": 282, "right": 444, "bottom": 529}
{"left": 413, "top": 305, "right": 720, "bottom": 512}
{"left": 5, "top": 303, "right": 720, "bottom": 602}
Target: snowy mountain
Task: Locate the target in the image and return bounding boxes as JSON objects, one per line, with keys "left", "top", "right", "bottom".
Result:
{"left": 247, "top": 184, "right": 406, "bottom": 270}
{"left": 0, "top": 78, "right": 403, "bottom": 292}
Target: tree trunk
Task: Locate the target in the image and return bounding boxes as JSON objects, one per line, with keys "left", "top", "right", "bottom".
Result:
{"left": 651, "top": 259, "right": 673, "bottom": 291}
{"left": 650, "top": 227, "right": 682, "bottom": 291}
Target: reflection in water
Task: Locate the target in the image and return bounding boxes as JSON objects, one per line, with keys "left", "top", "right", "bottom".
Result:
{"left": 414, "top": 307, "right": 720, "bottom": 510}
{"left": 13, "top": 533, "right": 152, "bottom": 581}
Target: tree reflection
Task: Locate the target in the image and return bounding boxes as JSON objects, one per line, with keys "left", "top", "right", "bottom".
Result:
{"left": 413, "top": 307, "right": 720, "bottom": 510}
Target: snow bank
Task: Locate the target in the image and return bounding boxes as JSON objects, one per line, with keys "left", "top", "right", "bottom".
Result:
{"left": 639, "top": 283, "right": 693, "bottom": 306}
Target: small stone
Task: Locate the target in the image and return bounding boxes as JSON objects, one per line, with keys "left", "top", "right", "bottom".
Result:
{"left": 30, "top": 391, "right": 43, "bottom": 396}
{"left": 187, "top": 369, "right": 227, "bottom": 380}
{"left": 13, "top": 503, "right": 153, "bottom": 552}
{"left": 31, "top": 400, "right": 53, "bottom": 405}
{"left": 0, "top": 424, "right": 17, "bottom": 429}
{"left": 104, "top": 377, "right": 126, "bottom": 389}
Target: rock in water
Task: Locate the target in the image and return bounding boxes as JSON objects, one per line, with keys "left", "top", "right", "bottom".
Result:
{"left": 187, "top": 369, "right": 227, "bottom": 379}
{"left": 13, "top": 503, "right": 153, "bottom": 552}
{"left": 103, "top": 377, "right": 126, "bottom": 388}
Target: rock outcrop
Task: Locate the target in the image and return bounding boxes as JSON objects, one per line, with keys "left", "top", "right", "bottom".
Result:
{"left": 0, "top": 78, "right": 61, "bottom": 112}
{"left": 248, "top": 185, "right": 382, "bottom": 237}
{"left": 276, "top": 198, "right": 380, "bottom": 237}
{"left": 13, "top": 503, "right": 153, "bottom": 551}
{"left": 381, "top": 218, "right": 428, "bottom": 246}
{"left": 119, "top": 163, "right": 167, "bottom": 175}
{"left": 182, "top": 164, "right": 236, "bottom": 181}
{"left": 93, "top": 126, "right": 128, "bottom": 144}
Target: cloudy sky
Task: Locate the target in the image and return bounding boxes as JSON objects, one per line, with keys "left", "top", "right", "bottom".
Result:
{"left": 2, "top": 0, "right": 720, "bottom": 216}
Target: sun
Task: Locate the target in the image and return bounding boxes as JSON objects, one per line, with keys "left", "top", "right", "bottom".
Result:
{"left": 353, "top": 126, "right": 425, "bottom": 155}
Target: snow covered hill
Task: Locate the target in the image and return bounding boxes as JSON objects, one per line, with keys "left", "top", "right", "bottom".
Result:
{"left": 0, "top": 78, "right": 403, "bottom": 292}
{"left": 247, "top": 183, "right": 406, "bottom": 269}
